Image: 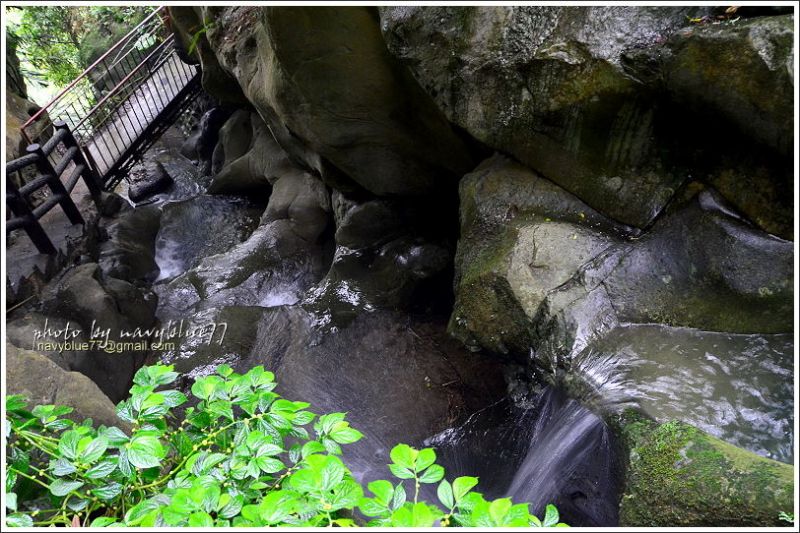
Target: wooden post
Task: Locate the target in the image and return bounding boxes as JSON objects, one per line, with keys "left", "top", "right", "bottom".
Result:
{"left": 5, "top": 176, "right": 57, "bottom": 255}
{"left": 54, "top": 120, "right": 104, "bottom": 204}
{"left": 27, "top": 143, "right": 84, "bottom": 225}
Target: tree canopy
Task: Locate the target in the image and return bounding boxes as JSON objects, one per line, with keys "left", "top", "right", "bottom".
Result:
{"left": 6, "top": 6, "right": 153, "bottom": 87}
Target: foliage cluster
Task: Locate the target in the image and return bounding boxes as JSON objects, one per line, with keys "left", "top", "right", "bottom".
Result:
{"left": 5, "top": 364, "right": 567, "bottom": 528}
{"left": 6, "top": 6, "right": 152, "bottom": 87}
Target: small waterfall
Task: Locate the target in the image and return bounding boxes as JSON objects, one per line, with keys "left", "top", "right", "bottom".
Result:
{"left": 427, "top": 388, "right": 622, "bottom": 527}
{"left": 506, "top": 388, "right": 621, "bottom": 526}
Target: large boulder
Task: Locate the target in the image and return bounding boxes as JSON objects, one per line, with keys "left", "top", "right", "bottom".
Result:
{"left": 128, "top": 161, "right": 174, "bottom": 203}
{"left": 617, "top": 414, "right": 794, "bottom": 527}
{"left": 156, "top": 171, "right": 332, "bottom": 319}
{"left": 7, "top": 343, "right": 127, "bottom": 430}
{"left": 449, "top": 155, "right": 793, "bottom": 359}
{"left": 380, "top": 7, "right": 793, "bottom": 237}
{"left": 307, "top": 190, "right": 455, "bottom": 318}
{"left": 39, "top": 263, "right": 158, "bottom": 401}
{"left": 208, "top": 111, "right": 298, "bottom": 195}
{"left": 171, "top": 5, "right": 475, "bottom": 196}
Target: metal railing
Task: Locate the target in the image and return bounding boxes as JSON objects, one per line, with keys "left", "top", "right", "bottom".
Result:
{"left": 6, "top": 121, "right": 103, "bottom": 254}
{"left": 19, "top": 6, "right": 199, "bottom": 187}
{"left": 8, "top": 5, "right": 203, "bottom": 254}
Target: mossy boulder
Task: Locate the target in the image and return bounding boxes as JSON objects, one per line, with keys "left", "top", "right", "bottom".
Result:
{"left": 449, "top": 155, "right": 793, "bottom": 363}
{"left": 618, "top": 414, "right": 794, "bottom": 526}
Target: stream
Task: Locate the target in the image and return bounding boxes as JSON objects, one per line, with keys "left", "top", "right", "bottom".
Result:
{"left": 134, "top": 131, "right": 793, "bottom": 527}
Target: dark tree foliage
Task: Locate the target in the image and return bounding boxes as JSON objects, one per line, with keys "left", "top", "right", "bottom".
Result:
{"left": 7, "top": 6, "right": 152, "bottom": 87}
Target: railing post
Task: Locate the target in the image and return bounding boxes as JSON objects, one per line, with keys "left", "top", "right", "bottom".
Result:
{"left": 54, "top": 120, "right": 105, "bottom": 201}
{"left": 27, "top": 143, "right": 84, "bottom": 225}
{"left": 5, "top": 176, "right": 57, "bottom": 255}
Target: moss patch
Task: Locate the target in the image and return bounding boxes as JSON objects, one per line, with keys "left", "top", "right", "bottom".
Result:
{"left": 618, "top": 413, "right": 794, "bottom": 526}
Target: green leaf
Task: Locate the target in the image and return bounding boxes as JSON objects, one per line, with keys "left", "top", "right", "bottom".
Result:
{"left": 89, "top": 517, "right": 119, "bottom": 527}
{"left": 258, "top": 491, "right": 296, "bottom": 525}
{"left": 330, "top": 425, "right": 363, "bottom": 445}
{"left": 419, "top": 464, "right": 445, "bottom": 484}
{"left": 92, "top": 482, "right": 122, "bottom": 500}
{"left": 133, "top": 364, "right": 178, "bottom": 387}
{"left": 79, "top": 436, "right": 108, "bottom": 463}
{"left": 85, "top": 459, "right": 117, "bottom": 479}
{"left": 437, "top": 479, "right": 454, "bottom": 509}
{"left": 330, "top": 479, "right": 363, "bottom": 511}
{"left": 160, "top": 389, "right": 188, "bottom": 408}
{"left": 389, "top": 443, "right": 417, "bottom": 469}
{"left": 292, "top": 410, "right": 315, "bottom": 426}
{"left": 124, "top": 499, "right": 161, "bottom": 525}
{"left": 216, "top": 364, "right": 235, "bottom": 378}
{"left": 543, "top": 503, "right": 560, "bottom": 527}
{"left": 317, "top": 412, "right": 346, "bottom": 435}
{"left": 453, "top": 476, "right": 479, "bottom": 501}
{"left": 368, "top": 479, "right": 394, "bottom": 505}
{"left": 127, "top": 435, "right": 165, "bottom": 468}
{"left": 5, "top": 513, "right": 33, "bottom": 527}
{"left": 415, "top": 448, "right": 437, "bottom": 471}
{"left": 5, "top": 470, "right": 17, "bottom": 493}
{"left": 256, "top": 457, "right": 285, "bottom": 474}
{"left": 98, "top": 426, "right": 129, "bottom": 446}
{"left": 301, "top": 441, "right": 326, "bottom": 458}
{"left": 58, "top": 430, "right": 80, "bottom": 460}
{"left": 391, "top": 484, "right": 407, "bottom": 511}
{"left": 191, "top": 375, "right": 225, "bottom": 401}
{"left": 5, "top": 493, "right": 17, "bottom": 512}
{"left": 115, "top": 400, "right": 135, "bottom": 423}
{"left": 188, "top": 511, "right": 214, "bottom": 527}
{"left": 5, "top": 395, "right": 27, "bottom": 411}
{"left": 388, "top": 463, "right": 415, "bottom": 479}
{"left": 49, "top": 478, "right": 83, "bottom": 497}
{"left": 51, "top": 458, "right": 77, "bottom": 476}
{"left": 490, "top": 498, "right": 512, "bottom": 524}
{"left": 320, "top": 456, "right": 346, "bottom": 491}
{"left": 358, "top": 497, "right": 388, "bottom": 517}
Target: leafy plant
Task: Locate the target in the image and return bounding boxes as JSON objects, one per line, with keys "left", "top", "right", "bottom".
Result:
{"left": 5, "top": 364, "right": 567, "bottom": 527}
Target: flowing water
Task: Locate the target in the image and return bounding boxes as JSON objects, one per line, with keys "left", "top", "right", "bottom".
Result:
{"left": 137, "top": 132, "right": 792, "bottom": 528}
{"left": 426, "top": 389, "right": 622, "bottom": 527}
{"left": 573, "top": 324, "right": 794, "bottom": 463}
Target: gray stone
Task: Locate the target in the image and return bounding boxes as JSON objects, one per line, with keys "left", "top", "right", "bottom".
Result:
{"left": 128, "top": 161, "right": 175, "bottom": 203}
{"left": 39, "top": 263, "right": 157, "bottom": 401}
{"left": 7, "top": 343, "right": 129, "bottom": 430}
{"left": 380, "top": 6, "right": 792, "bottom": 236}
{"left": 98, "top": 204, "right": 161, "bottom": 282}
{"left": 208, "top": 111, "right": 299, "bottom": 195}
{"left": 449, "top": 155, "right": 793, "bottom": 364}
{"left": 173, "top": 5, "right": 475, "bottom": 196}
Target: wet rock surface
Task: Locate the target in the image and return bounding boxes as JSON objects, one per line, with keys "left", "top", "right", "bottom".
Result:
{"left": 128, "top": 161, "right": 175, "bottom": 203}
{"left": 380, "top": 7, "right": 794, "bottom": 237}
{"left": 7, "top": 6, "right": 791, "bottom": 529}
{"left": 157, "top": 306, "right": 507, "bottom": 484}
{"left": 38, "top": 263, "right": 157, "bottom": 402}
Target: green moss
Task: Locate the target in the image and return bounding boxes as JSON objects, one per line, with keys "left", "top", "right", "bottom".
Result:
{"left": 618, "top": 415, "right": 794, "bottom": 527}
